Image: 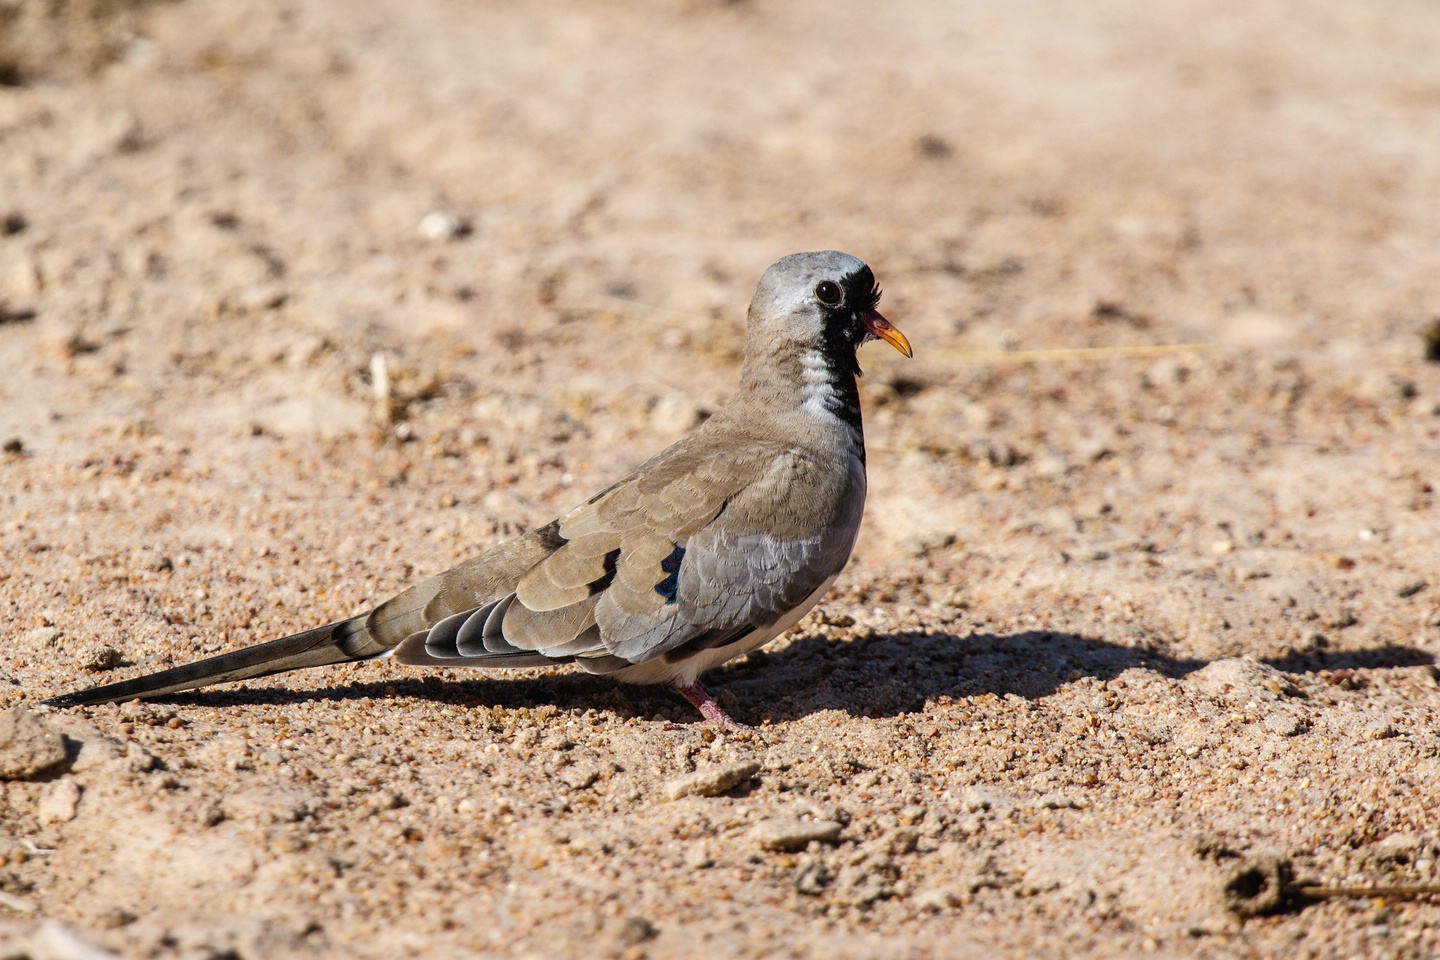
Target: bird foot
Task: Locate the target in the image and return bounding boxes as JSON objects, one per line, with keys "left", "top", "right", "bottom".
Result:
{"left": 672, "top": 681, "right": 748, "bottom": 729}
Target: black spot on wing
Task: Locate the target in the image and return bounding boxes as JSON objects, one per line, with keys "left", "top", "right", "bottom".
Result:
{"left": 533, "top": 519, "right": 568, "bottom": 552}
{"left": 587, "top": 548, "right": 621, "bottom": 595}
{"left": 654, "top": 544, "right": 685, "bottom": 603}
{"left": 585, "top": 478, "right": 626, "bottom": 506}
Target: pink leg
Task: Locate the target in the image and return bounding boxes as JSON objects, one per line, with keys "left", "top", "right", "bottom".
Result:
{"left": 672, "top": 680, "right": 748, "bottom": 729}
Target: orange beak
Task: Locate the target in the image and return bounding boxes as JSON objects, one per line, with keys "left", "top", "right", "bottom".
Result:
{"left": 863, "top": 310, "right": 913, "bottom": 358}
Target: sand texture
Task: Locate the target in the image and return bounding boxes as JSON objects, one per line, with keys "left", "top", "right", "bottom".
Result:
{"left": 2, "top": 0, "right": 1440, "bottom": 956}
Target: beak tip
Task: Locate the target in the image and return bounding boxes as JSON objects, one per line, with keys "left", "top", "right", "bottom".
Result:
{"left": 884, "top": 327, "right": 914, "bottom": 359}
{"left": 864, "top": 311, "right": 913, "bottom": 359}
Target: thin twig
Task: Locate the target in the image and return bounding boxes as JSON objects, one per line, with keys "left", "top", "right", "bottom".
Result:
{"left": 0, "top": 889, "right": 36, "bottom": 913}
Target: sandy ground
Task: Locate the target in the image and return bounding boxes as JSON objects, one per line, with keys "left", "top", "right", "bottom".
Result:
{"left": 2, "top": 0, "right": 1440, "bottom": 956}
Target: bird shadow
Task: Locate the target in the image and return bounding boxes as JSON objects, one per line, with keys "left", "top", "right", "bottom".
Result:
{"left": 147, "top": 628, "right": 1433, "bottom": 725}
{"left": 715, "top": 628, "right": 1434, "bottom": 723}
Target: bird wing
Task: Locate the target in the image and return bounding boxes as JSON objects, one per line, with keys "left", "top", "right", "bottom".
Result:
{"left": 395, "top": 427, "right": 863, "bottom": 672}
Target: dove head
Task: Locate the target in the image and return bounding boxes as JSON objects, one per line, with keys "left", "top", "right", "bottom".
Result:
{"left": 745, "top": 252, "right": 911, "bottom": 377}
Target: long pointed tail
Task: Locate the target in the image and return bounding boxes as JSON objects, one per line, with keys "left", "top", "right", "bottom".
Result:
{"left": 41, "top": 617, "right": 386, "bottom": 708}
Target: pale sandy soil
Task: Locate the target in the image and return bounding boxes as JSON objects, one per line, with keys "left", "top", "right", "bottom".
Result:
{"left": 2, "top": 0, "right": 1440, "bottom": 957}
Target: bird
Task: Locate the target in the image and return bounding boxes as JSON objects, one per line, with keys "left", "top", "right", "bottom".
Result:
{"left": 43, "top": 251, "right": 912, "bottom": 726}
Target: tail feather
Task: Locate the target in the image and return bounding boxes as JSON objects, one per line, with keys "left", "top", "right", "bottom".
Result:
{"left": 41, "top": 617, "right": 382, "bottom": 708}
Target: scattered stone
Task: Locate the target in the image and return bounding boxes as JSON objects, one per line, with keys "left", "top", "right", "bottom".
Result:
{"left": 77, "top": 644, "right": 123, "bottom": 672}
{"left": 1033, "top": 452, "right": 1070, "bottom": 477}
{"left": 23, "top": 626, "right": 62, "bottom": 647}
{"left": 813, "top": 609, "right": 855, "bottom": 628}
{"left": 124, "top": 742, "right": 157, "bottom": 773}
{"left": 1363, "top": 719, "right": 1396, "bottom": 741}
{"left": 1036, "top": 793, "right": 1084, "bottom": 810}
{"left": 749, "top": 816, "right": 843, "bottom": 852}
{"left": 683, "top": 843, "right": 714, "bottom": 869}
{"left": 417, "top": 211, "right": 470, "bottom": 240}
{"left": 2, "top": 437, "right": 22, "bottom": 454}
{"left": 1397, "top": 580, "right": 1427, "bottom": 599}
{"left": 792, "top": 858, "right": 833, "bottom": 895}
{"left": 1185, "top": 657, "right": 1297, "bottom": 702}
{"left": 68, "top": 735, "right": 124, "bottom": 774}
{"left": 0, "top": 708, "right": 69, "bottom": 780}
{"left": 1370, "top": 832, "right": 1424, "bottom": 863}
{"left": 118, "top": 702, "right": 174, "bottom": 726}
{"left": 1326, "top": 609, "right": 1359, "bottom": 630}
{"left": 913, "top": 886, "right": 963, "bottom": 911}
{"left": 834, "top": 859, "right": 897, "bottom": 905}
{"left": 957, "top": 785, "right": 1015, "bottom": 813}
{"left": 610, "top": 916, "right": 657, "bottom": 947}
{"left": 881, "top": 827, "right": 920, "bottom": 855}
{"left": 38, "top": 777, "right": 82, "bottom": 825}
{"left": 559, "top": 765, "right": 601, "bottom": 791}
{"left": 1263, "top": 713, "right": 1305, "bottom": 737}
{"left": 664, "top": 761, "right": 760, "bottom": 800}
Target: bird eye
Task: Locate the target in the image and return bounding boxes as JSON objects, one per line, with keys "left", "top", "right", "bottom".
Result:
{"left": 814, "top": 280, "right": 843, "bottom": 306}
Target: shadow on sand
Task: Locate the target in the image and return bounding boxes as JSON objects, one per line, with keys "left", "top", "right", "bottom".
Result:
{"left": 146, "top": 627, "right": 1434, "bottom": 725}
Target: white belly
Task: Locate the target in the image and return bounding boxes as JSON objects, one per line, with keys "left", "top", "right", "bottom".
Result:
{"left": 609, "top": 572, "right": 840, "bottom": 686}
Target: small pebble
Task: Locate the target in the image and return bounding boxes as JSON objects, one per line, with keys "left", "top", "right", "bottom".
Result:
{"left": 23, "top": 627, "right": 62, "bottom": 647}
{"left": 749, "top": 816, "right": 843, "bottom": 852}
{"left": 1036, "top": 793, "right": 1084, "bottom": 810}
{"left": 119, "top": 701, "right": 174, "bottom": 726}
{"left": 663, "top": 761, "right": 759, "bottom": 800}
{"left": 78, "top": 644, "right": 123, "bottom": 672}
{"left": 683, "top": 843, "right": 714, "bottom": 869}
{"left": 611, "top": 916, "right": 657, "bottom": 947}
{"left": 1264, "top": 714, "right": 1304, "bottom": 737}
{"left": 0, "top": 708, "right": 69, "bottom": 780}
{"left": 913, "top": 886, "right": 963, "bottom": 911}
{"left": 1363, "top": 720, "right": 1396, "bottom": 741}
{"left": 37, "top": 777, "right": 82, "bottom": 825}
{"left": 417, "top": 211, "right": 468, "bottom": 240}
{"left": 792, "top": 860, "right": 833, "bottom": 895}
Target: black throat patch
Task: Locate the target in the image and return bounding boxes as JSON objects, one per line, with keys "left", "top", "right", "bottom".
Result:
{"left": 809, "top": 266, "right": 881, "bottom": 438}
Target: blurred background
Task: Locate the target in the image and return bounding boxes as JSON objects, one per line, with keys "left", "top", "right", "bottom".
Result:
{"left": 4, "top": 0, "right": 1438, "bottom": 384}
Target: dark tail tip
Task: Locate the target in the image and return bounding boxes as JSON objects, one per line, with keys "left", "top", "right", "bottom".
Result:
{"left": 40, "top": 619, "right": 377, "bottom": 708}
